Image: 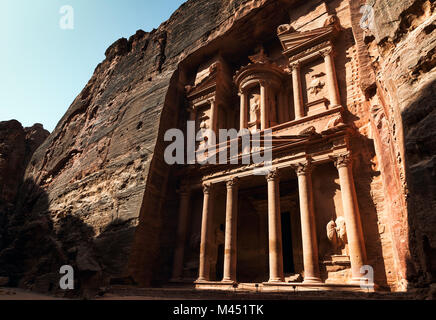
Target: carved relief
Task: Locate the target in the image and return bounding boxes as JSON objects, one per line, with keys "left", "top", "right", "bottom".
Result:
{"left": 299, "top": 126, "right": 317, "bottom": 136}
{"left": 277, "top": 24, "right": 295, "bottom": 35}
{"left": 326, "top": 216, "right": 347, "bottom": 253}
{"left": 307, "top": 72, "right": 326, "bottom": 96}
{"left": 304, "top": 63, "right": 328, "bottom": 104}
{"left": 248, "top": 93, "right": 261, "bottom": 131}
{"left": 324, "top": 115, "right": 344, "bottom": 130}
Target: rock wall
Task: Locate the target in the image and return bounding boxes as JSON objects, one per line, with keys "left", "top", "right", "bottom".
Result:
{"left": 1, "top": 0, "right": 434, "bottom": 295}
{"left": 0, "top": 120, "right": 49, "bottom": 283}
{"left": 351, "top": 0, "right": 436, "bottom": 289}
{"left": 3, "top": 0, "right": 292, "bottom": 294}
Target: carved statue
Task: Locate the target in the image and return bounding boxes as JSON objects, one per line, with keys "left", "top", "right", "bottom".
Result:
{"left": 199, "top": 117, "right": 208, "bottom": 130}
{"left": 277, "top": 24, "right": 295, "bottom": 34}
{"left": 307, "top": 72, "right": 326, "bottom": 96}
{"left": 249, "top": 96, "right": 260, "bottom": 126}
{"left": 327, "top": 216, "right": 347, "bottom": 253}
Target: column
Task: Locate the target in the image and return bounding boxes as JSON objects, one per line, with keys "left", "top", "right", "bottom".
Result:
{"left": 189, "top": 106, "right": 197, "bottom": 122}
{"left": 260, "top": 81, "right": 268, "bottom": 130}
{"left": 197, "top": 183, "right": 214, "bottom": 281}
{"left": 239, "top": 91, "right": 248, "bottom": 130}
{"left": 291, "top": 62, "right": 304, "bottom": 119}
{"left": 222, "top": 177, "right": 239, "bottom": 282}
{"left": 171, "top": 185, "right": 191, "bottom": 280}
{"left": 332, "top": 153, "right": 367, "bottom": 283}
{"left": 209, "top": 98, "right": 218, "bottom": 134}
{"left": 293, "top": 161, "right": 321, "bottom": 283}
{"left": 321, "top": 47, "right": 340, "bottom": 107}
{"left": 266, "top": 169, "right": 284, "bottom": 282}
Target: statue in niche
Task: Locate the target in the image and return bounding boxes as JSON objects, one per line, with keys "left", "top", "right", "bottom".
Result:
{"left": 199, "top": 117, "right": 209, "bottom": 130}
{"left": 327, "top": 216, "right": 347, "bottom": 254}
{"left": 248, "top": 95, "right": 261, "bottom": 130}
{"left": 307, "top": 72, "right": 326, "bottom": 96}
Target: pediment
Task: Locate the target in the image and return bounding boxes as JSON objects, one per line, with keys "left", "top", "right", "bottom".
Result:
{"left": 278, "top": 25, "right": 338, "bottom": 57}
{"left": 186, "top": 73, "right": 217, "bottom": 99}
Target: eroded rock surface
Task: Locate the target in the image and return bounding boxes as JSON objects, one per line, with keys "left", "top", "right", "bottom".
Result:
{"left": 0, "top": 0, "right": 434, "bottom": 297}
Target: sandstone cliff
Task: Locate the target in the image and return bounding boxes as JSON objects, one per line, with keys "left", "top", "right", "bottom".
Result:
{"left": 353, "top": 0, "right": 436, "bottom": 288}
{"left": 1, "top": 0, "right": 435, "bottom": 296}
{"left": 0, "top": 120, "right": 49, "bottom": 282}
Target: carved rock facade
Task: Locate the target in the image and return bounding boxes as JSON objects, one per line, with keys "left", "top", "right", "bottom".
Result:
{"left": 1, "top": 0, "right": 435, "bottom": 295}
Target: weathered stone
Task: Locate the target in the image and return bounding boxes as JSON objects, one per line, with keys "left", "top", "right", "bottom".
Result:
{"left": 1, "top": 0, "right": 435, "bottom": 297}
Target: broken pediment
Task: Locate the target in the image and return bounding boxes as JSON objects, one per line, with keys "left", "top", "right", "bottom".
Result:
{"left": 277, "top": 16, "right": 340, "bottom": 58}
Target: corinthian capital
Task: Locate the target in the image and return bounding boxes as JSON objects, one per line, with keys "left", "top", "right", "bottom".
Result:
{"left": 203, "top": 183, "right": 213, "bottom": 194}
{"left": 266, "top": 169, "right": 280, "bottom": 182}
{"left": 331, "top": 152, "right": 352, "bottom": 169}
{"left": 289, "top": 61, "right": 300, "bottom": 71}
{"left": 319, "top": 47, "right": 333, "bottom": 58}
{"left": 226, "top": 177, "right": 240, "bottom": 189}
{"left": 292, "top": 160, "right": 312, "bottom": 176}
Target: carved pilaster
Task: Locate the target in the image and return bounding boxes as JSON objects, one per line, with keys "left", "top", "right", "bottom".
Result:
{"left": 291, "top": 61, "right": 304, "bottom": 119}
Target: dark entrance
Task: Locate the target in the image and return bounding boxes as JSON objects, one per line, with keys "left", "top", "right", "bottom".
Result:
{"left": 281, "top": 211, "right": 295, "bottom": 274}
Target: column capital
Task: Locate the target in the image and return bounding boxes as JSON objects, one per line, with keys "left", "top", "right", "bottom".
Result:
{"left": 226, "top": 177, "right": 240, "bottom": 189}
{"left": 207, "top": 97, "right": 216, "bottom": 105}
{"left": 259, "top": 80, "right": 268, "bottom": 88}
{"left": 178, "top": 184, "right": 191, "bottom": 196}
{"left": 289, "top": 61, "right": 301, "bottom": 71}
{"left": 238, "top": 88, "right": 247, "bottom": 96}
{"left": 292, "top": 160, "right": 312, "bottom": 176}
{"left": 319, "top": 46, "right": 334, "bottom": 58}
{"left": 331, "top": 152, "right": 352, "bottom": 169}
{"left": 266, "top": 169, "right": 280, "bottom": 182}
{"left": 202, "top": 182, "right": 213, "bottom": 194}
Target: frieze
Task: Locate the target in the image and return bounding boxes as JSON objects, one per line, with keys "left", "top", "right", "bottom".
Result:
{"left": 288, "top": 41, "right": 332, "bottom": 64}
{"left": 190, "top": 91, "right": 216, "bottom": 106}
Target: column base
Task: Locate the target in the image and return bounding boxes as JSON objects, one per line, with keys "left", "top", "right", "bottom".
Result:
{"left": 350, "top": 277, "right": 374, "bottom": 286}
{"left": 195, "top": 277, "right": 209, "bottom": 283}
{"left": 303, "top": 277, "right": 322, "bottom": 284}
{"left": 221, "top": 279, "right": 237, "bottom": 284}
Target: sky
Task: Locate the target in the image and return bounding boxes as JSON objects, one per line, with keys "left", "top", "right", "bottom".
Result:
{"left": 0, "top": 0, "right": 186, "bottom": 132}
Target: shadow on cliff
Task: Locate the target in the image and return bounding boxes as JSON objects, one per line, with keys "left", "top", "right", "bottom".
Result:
{"left": 0, "top": 178, "right": 137, "bottom": 298}
{"left": 402, "top": 79, "right": 436, "bottom": 286}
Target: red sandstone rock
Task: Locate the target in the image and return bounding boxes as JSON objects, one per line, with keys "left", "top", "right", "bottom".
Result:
{"left": 1, "top": 0, "right": 435, "bottom": 297}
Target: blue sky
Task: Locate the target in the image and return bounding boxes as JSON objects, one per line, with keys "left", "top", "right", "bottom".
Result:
{"left": 0, "top": 0, "right": 186, "bottom": 132}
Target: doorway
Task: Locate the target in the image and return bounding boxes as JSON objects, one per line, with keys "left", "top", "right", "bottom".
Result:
{"left": 281, "top": 211, "right": 295, "bottom": 274}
